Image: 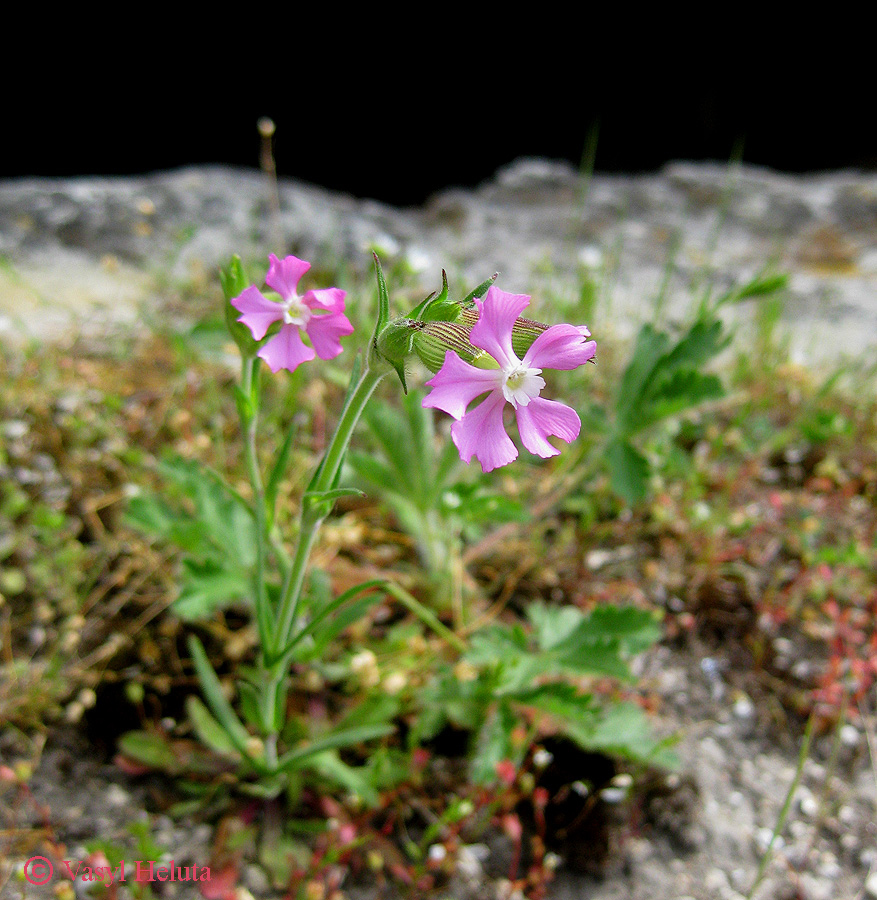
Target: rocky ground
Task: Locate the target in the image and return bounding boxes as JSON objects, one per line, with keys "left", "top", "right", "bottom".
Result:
{"left": 2, "top": 159, "right": 877, "bottom": 899}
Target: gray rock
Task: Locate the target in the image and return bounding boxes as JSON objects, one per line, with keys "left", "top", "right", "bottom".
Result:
{"left": 2, "top": 159, "right": 877, "bottom": 372}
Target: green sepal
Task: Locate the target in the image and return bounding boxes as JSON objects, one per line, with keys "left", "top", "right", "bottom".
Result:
{"left": 369, "top": 254, "right": 391, "bottom": 361}
{"left": 374, "top": 318, "right": 417, "bottom": 392}
{"left": 368, "top": 253, "right": 408, "bottom": 389}
{"left": 220, "top": 255, "right": 260, "bottom": 356}
{"left": 461, "top": 272, "right": 498, "bottom": 306}
{"left": 410, "top": 270, "right": 461, "bottom": 323}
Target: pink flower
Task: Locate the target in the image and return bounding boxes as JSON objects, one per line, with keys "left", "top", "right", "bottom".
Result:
{"left": 231, "top": 254, "right": 353, "bottom": 373}
{"left": 422, "top": 286, "right": 595, "bottom": 473}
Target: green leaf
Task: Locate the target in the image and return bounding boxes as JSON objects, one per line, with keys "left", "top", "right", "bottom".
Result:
{"left": 277, "top": 579, "right": 385, "bottom": 663}
{"left": 573, "top": 604, "right": 663, "bottom": 655}
{"left": 516, "top": 682, "right": 600, "bottom": 725}
{"left": 117, "top": 730, "right": 180, "bottom": 772}
{"left": 615, "top": 324, "right": 671, "bottom": 432}
{"left": 275, "top": 724, "right": 393, "bottom": 774}
{"left": 303, "top": 750, "right": 380, "bottom": 807}
{"left": 173, "top": 559, "right": 249, "bottom": 621}
{"left": 606, "top": 437, "right": 650, "bottom": 506}
{"left": 721, "top": 271, "right": 789, "bottom": 304}
{"left": 639, "top": 370, "right": 724, "bottom": 428}
{"left": 563, "top": 701, "right": 678, "bottom": 768}
{"left": 185, "top": 696, "right": 241, "bottom": 757}
{"left": 187, "top": 635, "right": 264, "bottom": 772}
{"left": 471, "top": 701, "right": 518, "bottom": 785}
{"left": 527, "top": 603, "right": 585, "bottom": 650}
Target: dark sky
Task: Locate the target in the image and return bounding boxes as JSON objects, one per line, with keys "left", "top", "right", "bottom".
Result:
{"left": 5, "top": 53, "right": 874, "bottom": 207}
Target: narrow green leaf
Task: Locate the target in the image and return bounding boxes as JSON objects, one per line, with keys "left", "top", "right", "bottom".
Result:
{"left": 187, "top": 635, "right": 264, "bottom": 772}
{"left": 117, "top": 731, "right": 179, "bottom": 772}
{"left": 276, "top": 579, "right": 386, "bottom": 662}
{"left": 276, "top": 725, "right": 393, "bottom": 773}
{"left": 185, "top": 696, "right": 241, "bottom": 757}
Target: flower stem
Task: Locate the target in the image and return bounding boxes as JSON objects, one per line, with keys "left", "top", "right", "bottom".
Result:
{"left": 240, "top": 356, "right": 273, "bottom": 655}
{"left": 271, "top": 361, "right": 388, "bottom": 661}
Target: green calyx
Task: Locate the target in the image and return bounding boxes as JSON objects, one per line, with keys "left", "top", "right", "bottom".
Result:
{"left": 371, "top": 265, "right": 550, "bottom": 385}
{"left": 220, "top": 255, "right": 260, "bottom": 356}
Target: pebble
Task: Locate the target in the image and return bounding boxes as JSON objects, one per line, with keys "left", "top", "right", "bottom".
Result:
{"left": 754, "top": 827, "right": 783, "bottom": 853}
{"left": 732, "top": 694, "right": 755, "bottom": 719}
{"left": 104, "top": 784, "right": 131, "bottom": 808}
{"left": 704, "top": 868, "right": 729, "bottom": 891}
{"left": 799, "top": 873, "right": 835, "bottom": 900}
{"left": 840, "top": 724, "right": 860, "bottom": 746}
{"left": 865, "top": 870, "right": 877, "bottom": 898}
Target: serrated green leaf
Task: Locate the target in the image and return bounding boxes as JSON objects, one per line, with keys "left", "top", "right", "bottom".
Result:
{"left": 563, "top": 701, "right": 678, "bottom": 768}
{"left": 471, "top": 701, "right": 518, "bottom": 785}
{"left": 527, "top": 603, "right": 585, "bottom": 650}
{"left": 639, "top": 370, "right": 724, "bottom": 428}
{"left": 606, "top": 437, "right": 650, "bottom": 506}
{"left": 173, "top": 559, "right": 249, "bottom": 620}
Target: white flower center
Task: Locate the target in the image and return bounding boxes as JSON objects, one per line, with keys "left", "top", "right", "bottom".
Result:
{"left": 281, "top": 294, "right": 311, "bottom": 328}
{"left": 502, "top": 362, "right": 544, "bottom": 408}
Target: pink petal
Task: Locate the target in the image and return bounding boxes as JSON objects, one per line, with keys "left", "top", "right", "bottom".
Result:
{"left": 451, "top": 390, "right": 518, "bottom": 473}
{"left": 306, "top": 310, "right": 354, "bottom": 360}
{"left": 523, "top": 324, "right": 597, "bottom": 371}
{"left": 304, "top": 287, "right": 346, "bottom": 314}
{"left": 515, "top": 396, "right": 581, "bottom": 458}
{"left": 231, "top": 285, "right": 282, "bottom": 340}
{"left": 422, "top": 351, "right": 504, "bottom": 420}
{"left": 469, "top": 287, "right": 531, "bottom": 369}
{"left": 257, "top": 324, "right": 315, "bottom": 373}
{"left": 265, "top": 254, "right": 311, "bottom": 300}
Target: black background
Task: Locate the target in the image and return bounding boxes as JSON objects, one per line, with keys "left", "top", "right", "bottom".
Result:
{"left": 4, "top": 40, "right": 874, "bottom": 208}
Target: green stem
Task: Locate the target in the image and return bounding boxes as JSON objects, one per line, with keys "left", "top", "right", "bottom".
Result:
{"left": 240, "top": 356, "right": 273, "bottom": 655}
{"left": 271, "top": 363, "right": 388, "bottom": 660}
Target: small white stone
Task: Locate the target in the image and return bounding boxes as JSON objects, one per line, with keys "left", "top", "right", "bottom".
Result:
{"left": 105, "top": 784, "right": 130, "bottom": 807}
{"left": 840, "top": 724, "right": 860, "bottom": 747}
{"left": 798, "top": 789, "right": 820, "bottom": 818}
{"left": 755, "top": 827, "right": 782, "bottom": 853}
{"left": 704, "top": 868, "right": 728, "bottom": 891}
{"left": 733, "top": 694, "right": 755, "bottom": 719}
